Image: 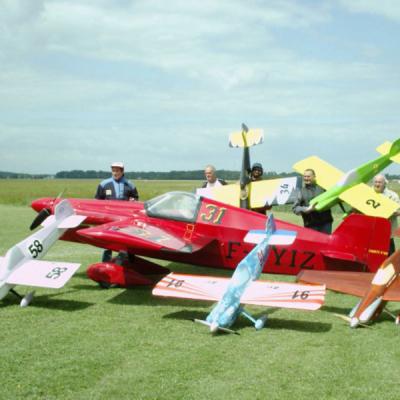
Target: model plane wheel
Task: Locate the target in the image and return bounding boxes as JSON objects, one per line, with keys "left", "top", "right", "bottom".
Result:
{"left": 395, "top": 315, "right": 400, "bottom": 325}
{"left": 20, "top": 291, "right": 35, "bottom": 307}
{"left": 255, "top": 315, "right": 268, "bottom": 330}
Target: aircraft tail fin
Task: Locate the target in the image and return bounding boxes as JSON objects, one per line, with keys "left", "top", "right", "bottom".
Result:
{"left": 41, "top": 200, "right": 85, "bottom": 229}
{"left": 331, "top": 214, "right": 391, "bottom": 272}
{"left": 376, "top": 138, "right": 400, "bottom": 163}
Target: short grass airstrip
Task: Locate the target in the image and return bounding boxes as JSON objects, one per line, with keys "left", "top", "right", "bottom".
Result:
{"left": 1, "top": 180, "right": 400, "bottom": 399}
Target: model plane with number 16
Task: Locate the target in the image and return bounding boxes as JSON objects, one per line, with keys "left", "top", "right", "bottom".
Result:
{"left": 293, "top": 139, "right": 400, "bottom": 218}
{"left": 153, "top": 214, "right": 325, "bottom": 334}
{"left": 31, "top": 191, "right": 391, "bottom": 288}
{"left": 0, "top": 200, "right": 85, "bottom": 307}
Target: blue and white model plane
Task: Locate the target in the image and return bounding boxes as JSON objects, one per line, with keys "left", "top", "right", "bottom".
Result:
{"left": 0, "top": 200, "right": 85, "bottom": 307}
{"left": 153, "top": 214, "right": 326, "bottom": 334}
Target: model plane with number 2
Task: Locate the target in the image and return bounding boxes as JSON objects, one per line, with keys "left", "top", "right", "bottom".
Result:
{"left": 31, "top": 191, "right": 391, "bottom": 288}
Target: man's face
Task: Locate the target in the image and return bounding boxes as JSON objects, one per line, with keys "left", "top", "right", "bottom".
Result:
{"left": 112, "top": 167, "right": 123, "bottom": 180}
{"left": 251, "top": 168, "right": 263, "bottom": 180}
{"left": 373, "top": 177, "right": 385, "bottom": 193}
{"left": 205, "top": 168, "right": 216, "bottom": 183}
{"left": 303, "top": 170, "right": 315, "bottom": 185}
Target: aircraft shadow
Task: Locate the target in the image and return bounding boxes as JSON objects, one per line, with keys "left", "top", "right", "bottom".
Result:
{"left": 29, "top": 297, "right": 94, "bottom": 311}
{"left": 162, "top": 310, "right": 332, "bottom": 333}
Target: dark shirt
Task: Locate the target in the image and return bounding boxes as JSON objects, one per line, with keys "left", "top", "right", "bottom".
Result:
{"left": 95, "top": 176, "right": 139, "bottom": 201}
{"left": 292, "top": 184, "right": 333, "bottom": 229}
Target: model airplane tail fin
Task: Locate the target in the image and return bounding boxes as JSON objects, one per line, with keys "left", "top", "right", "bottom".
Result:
{"left": 376, "top": 138, "right": 400, "bottom": 164}
{"left": 330, "top": 214, "right": 391, "bottom": 272}
{"left": 41, "top": 200, "right": 85, "bottom": 229}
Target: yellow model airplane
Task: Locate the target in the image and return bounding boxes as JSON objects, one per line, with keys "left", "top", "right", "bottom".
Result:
{"left": 293, "top": 139, "right": 400, "bottom": 218}
{"left": 198, "top": 124, "right": 299, "bottom": 209}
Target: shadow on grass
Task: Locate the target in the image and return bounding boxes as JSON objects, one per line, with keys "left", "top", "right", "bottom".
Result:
{"left": 162, "top": 309, "right": 332, "bottom": 333}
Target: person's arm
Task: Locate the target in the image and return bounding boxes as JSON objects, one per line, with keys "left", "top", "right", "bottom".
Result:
{"left": 95, "top": 184, "right": 105, "bottom": 200}
{"left": 128, "top": 184, "right": 139, "bottom": 201}
{"left": 292, "top": 190, "right": 309, "bottom": 215}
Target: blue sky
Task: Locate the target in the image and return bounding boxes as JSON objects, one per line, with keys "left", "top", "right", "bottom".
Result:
{"left": 1, "top": 0, "right": 400, "bottom": 174}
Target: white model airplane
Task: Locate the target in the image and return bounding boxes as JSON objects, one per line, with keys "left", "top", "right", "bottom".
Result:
{"left": 0, "top": 199, "right": 85, "bottom": 307}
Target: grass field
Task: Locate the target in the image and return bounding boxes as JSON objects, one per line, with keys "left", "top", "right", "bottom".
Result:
{"left": 1, "top": 180, "right": 400, "bottom": 399}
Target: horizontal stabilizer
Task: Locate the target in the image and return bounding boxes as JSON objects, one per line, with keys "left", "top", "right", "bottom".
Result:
{"left": 58, "top": 215, "right": 86, "bottom": 229}
{"left": 376, "top": 139, "right": 400, "bottom": 164}
{"left": 229, "top": 129, "right": 264, "bottom": 148}
{"left": 6, "top": 260, "right": 80, "bottom": 289}
{"left": 244, "top": 229, "right": 296, "bottom": 245}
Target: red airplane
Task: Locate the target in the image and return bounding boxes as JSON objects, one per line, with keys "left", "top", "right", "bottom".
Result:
{"left": 31, "top": 191, "right": 391, "bottom": 288}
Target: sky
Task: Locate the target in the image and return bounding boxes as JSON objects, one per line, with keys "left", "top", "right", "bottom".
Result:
{"left": 1, "top": 0, "right": 400, "bottom": 174}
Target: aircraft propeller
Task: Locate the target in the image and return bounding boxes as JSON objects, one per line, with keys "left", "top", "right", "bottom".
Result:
{"left": 30, "top": 190, "right": 65, "bottom": 230}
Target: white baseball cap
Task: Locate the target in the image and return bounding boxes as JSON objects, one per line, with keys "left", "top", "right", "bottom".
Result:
{"left": 111, "top": 161, "right": 124, "bottom": 169}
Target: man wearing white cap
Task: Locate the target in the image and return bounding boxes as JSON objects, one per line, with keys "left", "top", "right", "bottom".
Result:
{"left": 95, "top": 162, "right": 139, "bottom": 201}
{"left": 95, "top": 162, "right": 139, "bottom": 262}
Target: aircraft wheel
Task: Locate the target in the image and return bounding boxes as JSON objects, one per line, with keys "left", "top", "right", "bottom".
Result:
{"left": 395, "top": 315, "right": 400, "bottom": 325}
{"left": 98, "top": 281, "right": 112, "bottom": 289}
{"left": 255, "top": 315, "right": 268, "bottom": 330}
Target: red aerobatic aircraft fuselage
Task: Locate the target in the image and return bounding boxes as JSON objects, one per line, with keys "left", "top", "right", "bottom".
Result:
{"left": 31, "top": 191, "right": 390, "bottom": 280}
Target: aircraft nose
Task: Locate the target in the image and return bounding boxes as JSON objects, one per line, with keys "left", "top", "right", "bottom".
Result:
{"left": 31, "top": 198, "right": 53, "bottom": 212}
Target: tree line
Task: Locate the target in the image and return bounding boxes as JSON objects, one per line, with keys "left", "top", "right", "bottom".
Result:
{"left": 0, "top": 169, "right": 299, "bottom": 180}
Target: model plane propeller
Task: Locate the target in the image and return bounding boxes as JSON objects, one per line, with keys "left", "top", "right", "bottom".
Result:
{"left": 297, "top": 250, "right": 400, "bottom": 327}
{"left": 197, "top": 123, "right": 299, "bottom": 210}
{"left": 153, "top": 214, "right": 325, "bottom": 334}
{"left": 293, "top": 139, "right": 400, "bottom": 218}
{"left": 0, "top": 200, "right": 85, "bottom": 307}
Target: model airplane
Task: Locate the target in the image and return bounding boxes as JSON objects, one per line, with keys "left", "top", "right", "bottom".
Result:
{"left": 197, "top": 123, "right": 299, "bottom": 209}
{"left": 153, "top": 214, "right": 325, "bottom": 333}
{"left": 31, "top": 191, "right": 391, "bottom": 288}
{"left": 293, "top": 139, "right": 400, "bottom": 218}
{"left": 0, "top": 199, "right": 85, "bottom": 307}
{"left": 297, "top": 250, "right": 400, "bottom": 327}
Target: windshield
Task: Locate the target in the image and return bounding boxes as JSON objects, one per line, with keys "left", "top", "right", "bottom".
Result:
{"left": 144, "top": 191, "right": 201, "bottom": 222}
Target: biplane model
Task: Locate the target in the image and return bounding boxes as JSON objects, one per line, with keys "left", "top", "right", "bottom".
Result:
{"left": 31, "top": 191, "right": 391, "bottom": 288}
{"left": 197, "top": 124, "right": 299, "bottom": 209}
{"left": 293, "top": 139, "right": 400, "bottom": 218}
{"left": 1, "top": 200, "right": 84, "bottom": 306}
{"left": 153, "top": 214, "right": 325, "bottom": 334}
{"left": 297, "top": 250, "right": 400, "bottom": 328}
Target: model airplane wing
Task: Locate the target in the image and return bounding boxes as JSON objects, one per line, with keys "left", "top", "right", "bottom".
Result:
{"left": 6, "top": 260, "right": 81, "bottom": 289}
{"left": 297, "top": 270, "right": 374, "bottom": 297}
{"left": 229, "top": 129, "right": 264, "bottom": 147}
{"left": 293, "top": 156, "right": 344, "bottom": 189}
{"left": 197, "top": 177, "right": 299, "bottom": 208}
{"left": 153, "top": 273, "right": 325, "bottom": 310}
{"left": 339, "top": 183, "right": 400, "bottom": 218}
{"left": 78, "top": 220, "right": 211, "bottom": 253}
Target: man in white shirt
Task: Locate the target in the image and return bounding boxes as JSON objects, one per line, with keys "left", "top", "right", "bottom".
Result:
{"left": 201, "top": 165, "right": 227, "bottom": 188}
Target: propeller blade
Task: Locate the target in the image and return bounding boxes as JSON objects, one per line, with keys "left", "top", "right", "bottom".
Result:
{"left": 30, "top": 208, "right": 50, "bottom": 231}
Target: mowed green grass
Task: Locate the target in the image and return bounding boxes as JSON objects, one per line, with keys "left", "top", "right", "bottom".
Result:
{"left": 1, "top": 180, "right": 400, "bottom": 400}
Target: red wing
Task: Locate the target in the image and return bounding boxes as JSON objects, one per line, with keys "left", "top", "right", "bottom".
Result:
{"left": 77, "top": 220, "right": 209, "bottom": 253}
{"left": 297, "top": 270, "right": 374, "bottom": 297}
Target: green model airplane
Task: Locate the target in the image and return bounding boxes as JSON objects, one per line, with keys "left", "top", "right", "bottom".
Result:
{"left": 293, "top": 139, "right": 400, "bottom": 218}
